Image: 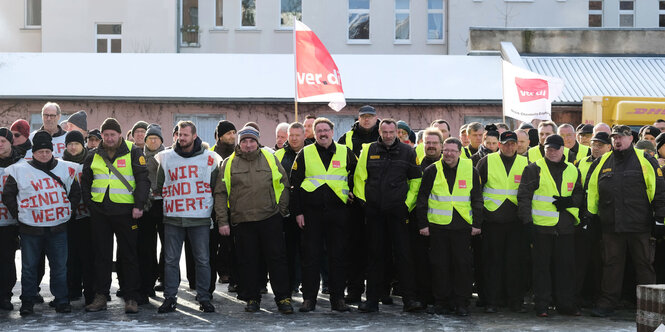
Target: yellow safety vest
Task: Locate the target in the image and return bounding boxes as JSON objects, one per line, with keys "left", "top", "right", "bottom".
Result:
{"left": 90, "top": 140, "right": 136, "bottom": 204}
{"left": 275, "top": 148, "right": 286, "bottom": 163}
{"left": 482, "top": 152, "right": 528, "bottom": 212}
{"left": 209, "top": 144, "right": 216, "bottom": 152}
{"left": 528, "top": 145, "right": 571, "bottom": 163}
{"left": 460, "top": 146, "right": 472, "bottom": 160}
{"left": 415, "top": 144, "right": 425, "bottom": 165}
{"left": 427, "top": 158, "right": 474, "bottom": 225}
{"left": 300, "top": 143, "right": 349, "bottom": 204}
{"left": 574, "top": 155, "right": 594, "bottom": 187}
{"left": 587, "top": 148, "right": 655, "bottom": 215}
{"left": 223, "top": 148, "right": 284, "bottom": 208}
{"left": 531, "top": 158, "right": 580, "bottom": 226}
{"left": 345, "top": 131, "right": 354, "bottom": 151}
{"left": 575, "top": 144, "right": 590, "bottom": 162}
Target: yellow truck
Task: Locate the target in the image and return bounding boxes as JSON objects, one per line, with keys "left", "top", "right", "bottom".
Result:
{"left": 582, "top": 96, "right": 665, "bottom": 127}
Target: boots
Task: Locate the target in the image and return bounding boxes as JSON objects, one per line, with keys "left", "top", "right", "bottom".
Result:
{"left": 85, "top": 294, "right": 108, "bottom": 312}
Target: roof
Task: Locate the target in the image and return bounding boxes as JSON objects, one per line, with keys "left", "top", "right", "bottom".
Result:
{"left": 523, "top": 56, "right": 665, "bottom": 104}
{"left": 0, "top": 53, "right": 503, "bottom": 104}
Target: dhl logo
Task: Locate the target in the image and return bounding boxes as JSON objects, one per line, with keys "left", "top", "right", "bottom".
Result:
{"left": 626, "top": 108, "right": 665, "bottom": 115}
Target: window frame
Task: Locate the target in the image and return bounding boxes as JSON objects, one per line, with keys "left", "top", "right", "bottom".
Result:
{"left": 24, "top": 0, "right": 41, "bottom": 29}
{"left": 240, "top": 0, "right": 257, "bottom": 28}
{"left": 588, "top": 0, "right": 603, "bottom": 27}
{"left": 618, "top": 0, "right": 634, "bottom": 28}
{"left": 95, "top": 23, "right": 122, "bottom": 53}
{"left": 278, "top": 0, "right": 302, "bottom": 29}
{"left": 659, "top": 0, "right": 665, "bottom": 27}
{"left": 180, "top": 0, "right": 200, "bottom": 47}
{"left": 347, "top": 0, "right": 371, "bottom": 44}
{"left": 427, "top": 0, "right": 444, "bottom": 44}
{"left": 394, "top": 0, "right": 411, "bottom": 44}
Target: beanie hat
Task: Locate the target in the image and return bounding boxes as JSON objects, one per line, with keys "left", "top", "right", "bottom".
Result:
{"left": 10, "top": 119, "right": 30, "bottom": 139}
{"left": 132, "top": 121, "right": 149, "bottom": 135}
{"left": 32, "top": 131, "right": 53, "bottom": 152}
{"left": 656, "top": 133, "right": 665, "bottom": 152}
{"left": 397, "top": 120, "right": 411, "bottom": 134}
{"left": 0, "top": 128, "right": 13, "bottom": 144}
{"left": 216, "top": 120, "right": 236, "bottom": 139}
{"left": 87, "top": 128, "right": 102, "bottom": 140}
{"left": 485, "top": 124, "right": 500, "bottom": 139}
{"left": 244, "top": 122, "right": 260, "bottom": 131}
{"left": 67, "top": 110, "right": 88, "bottom": 131}
{"left": 238, "top": 126, "right": 260, "bottom": 143}
{"left": 101, "top": 118, "right": 122, "bottom": 134}
{"left": 65, "top": 130, "right": 85, "bottom": 146}
{"left": 146, "top": 124, "right": 164, "bottom": 143}
{"left": 636, "top": 140, "right": 657, "bottom": 155}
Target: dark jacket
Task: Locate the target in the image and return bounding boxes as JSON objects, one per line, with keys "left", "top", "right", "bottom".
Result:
{"left": 279, "top": 141, "right": 301, "bottom": 179}
{"left": 81, "top": 138, "right": 150, "bottom": 216}
{"left": 471, "top": 144, "right": 496, "bottom": 166}
{"left": 14, "top": 140, "right": 32, "bottom": 158}
{"left": 517, "top": 157, "right": 584, "bottom": 235}
{"left": 416, "top": 159, "right": 483, "bottom": 230}
{"left": 3, "top": 157, "right": 81, "bottom": 235}
{"left": 476, "top": 152, "right": 520, "bottom": 224}
{"left": 586, "top": 147, "right": 665, "bottom": 233}
{"left": 144, "top": 144, "right": 165, "bottom": 199}
{"left": 359, "top": 137, "right": 421, "bottom": 211}
{"left": 213, "top": 142, "right": 235, "bottom": 160}
{"left": 570, "top": 141, "right": 590, "bottom": 158}
{"left": 337, "top": 119, "right": 380, "bottom": 157}
{"left": 290, "top": 142, "right": 356, "bottom": 216}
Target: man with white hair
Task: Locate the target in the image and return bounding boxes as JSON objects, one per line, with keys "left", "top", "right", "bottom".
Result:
{"left": 275, "top": 122, "right": 289, "bottom": 150}
{"left": 25, "top": 102, "right": 68, "bottom": 159}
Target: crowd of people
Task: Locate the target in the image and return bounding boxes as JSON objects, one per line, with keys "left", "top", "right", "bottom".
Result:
{"left": 1, "top": 101, "right": 664, "bottom": 319}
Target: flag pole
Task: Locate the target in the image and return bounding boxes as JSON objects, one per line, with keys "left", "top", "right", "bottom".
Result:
{"left": 501, "top": 59, "right": 506, "bottom": 124}
{"left": 293, "top": 18, "right": 299, "bottom": 123}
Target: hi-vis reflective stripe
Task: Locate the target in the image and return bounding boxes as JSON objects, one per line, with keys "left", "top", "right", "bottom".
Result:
{"left": 532, "top": 209, "right": 559, "bottom": 218}
{"left": 533, "top": 195, "right": 555, "bottom": 203}
{"left": 482, "top": 188, "right": 518, "bottom": 195}
{"left": 429, "top": 194, "right": 471, "bottom": 202}
{"left": 304, "top": 176, "right": 350, "bottom": 195}
{"left": 483, "top": 196, "right": 503, "bottom": 206}
{"left": 427, "top": 207, "right": 453, "bottom": 216}
{"left": 90, "top": 187, "right": 133, "bottom": 195}
{"left": 93, "top": 174, "right": 136, "bottom": 181}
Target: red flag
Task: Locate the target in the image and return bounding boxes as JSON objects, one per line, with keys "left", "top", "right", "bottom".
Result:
{"left": 294, "top": 20, "right": 346, "bottom": 111}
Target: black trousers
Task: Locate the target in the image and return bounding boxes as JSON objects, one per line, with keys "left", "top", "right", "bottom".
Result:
{"left": 482, "top": 221, "right": 523, "bottom": 307}
{"left": 67, "top": 217, "right": 94, "bottom": 302}
{"left": 430, "top": 227, "right": 472, "bottom": 308}
{"left": 91, "top": 211, "right": 141, "bottom": 301}
{"left": 472, "top": 233, "right": 485, "bottom": 303}
{"left": 345, "top": 201, "right": 366, "bottom": 297}
{"left": 408, "top": 214, "right": 432, "bottom": 304}
{"left": 532, "top": 232, "right": 575, "bottom": 312}
{"left": 284, "top": 215, "right": 301, "bottom": 291}
{"left": 573, "top": 223, "right": 602, "bottom": 307}
{"left": 365, "top": 206, "right": 416, "bottom": 302}
{"left": 300, "top": 204, "right": 348, "bottom": 301}
{"left": 0, "top": 225, "right": 18, "bottom": 300}
{"left": 138, "top": 202, "right": 162, "bottom": 297}
{"left": 234, "top": 213, "right": 290, "bottom": 302}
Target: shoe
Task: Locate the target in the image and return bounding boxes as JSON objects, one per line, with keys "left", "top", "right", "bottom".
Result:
{"left": 125, "top": 299, "right": 139, "bottom": 314}
{"left": 136, "top": 296, "right": 149, "bottom": 306}
{"left": 154, "top": 283, "right": 165, "bottom": 292}
{"left": 34, "top": 294, "right": 44, "bottom": 303}
{"left": 48, "top": 300, "right": 55, "bottom": 308}
{"left": 344, "top": 294, "right": 361, "bottom": 304}
{"left": 277, "top": 298, "right": 294, "bottom": 314}
{"left": 55, "top": 302, "right": 72, "bottom": 313}
{"left": 85, "top": 294, "right": 108, "bottom": 312}
{"left": 429, "top": 304, "right": 452, "bottom": 315}
{"left": 116, "top": 289, "right": 124, "bottom": 298}
{"left": 331, "top": 298, "right": 350, "bottom": 312}
{"left": 19, "top": 302, "right": 34, "bottom": 316}
{"left": 403, "top": 299, "right": 425, "bottom": 312}
{"left": 228, "top": 284, "right": 237, "bottom": 293}
{"left": 0, "top": 298, "right": 13, "bottom": 311}
{"left": 299, "top": 299, "right": 316, "bottom": 312}
{"left": 590, "top": 307, "right": 614, "bottom": 317}
{"left": 199, "top": 301, "right": 215, "bottom": 313}
{"left": 358, "top": 301, "right": 379, "bottom": 313}
{"left": 245, "top": 300, "right": 260, "bottom": 312}
{"left": 158, "top": 297, "right": 177, "bottom": 313}
{"left": 321, "top": 286, "right": 330, "bottom": 295}
{"left": 381, "top": 296, "right": 393, "bottom": 305}
{"left": 260, "top": 287, "right": 268, "bottom": 294}
{"left": 485, "top": 305, "right": 498, "bottom": 313}
{"left": 456, "top": 306, "right": 469, "bottom": 316}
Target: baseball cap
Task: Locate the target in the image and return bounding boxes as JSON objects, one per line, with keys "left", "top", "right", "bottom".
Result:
{"left": 544, "top": 135, "right": 564, "bottom": 149}
{"left": 499, "top": 131, "right": 517, "bottom": 143}
{"left": 610, "top": 125, "right": 632, "bottom": 137}
{"left": 591, "top": 132, "right": 611, "bottom": 145}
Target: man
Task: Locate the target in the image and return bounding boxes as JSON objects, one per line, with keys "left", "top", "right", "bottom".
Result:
{"left": 518, "top": 134, "right": 584, "bottom": 317}
{"left": 155, "top": 121, "right": 220, "bottom": 313}
{"left": 290, "top": 118, "right": 356, "bottom": 312}
{"left": 656, "top": 133, "right": 665, "bottom": 167}
{"left": 576, "top": 124, "right": 594, "bottom": 147}
{"left": 86, "top": 129, "right": 102, "bottom": 150}
{"left": 214, "top": 126, "right": 294, "bottom": 314}
{"left": 593, "top": 123, "right": 611, "bottom": 135}
{"left": 131, "top": 121, "right": 149, "bottom": 149}
{"left": 527, "top": 121, "right": 576, "bottom": 163}
{"left": 3, "top": 131, "right": 80, "bottom": 316}
{"left": 416, "top": 137, "right": 482, "bottom": 316}
{"left": 10, "top": 119, "right": 32, "bottom": 158}
{"left": 66, "top": 110, "right": 88, "bottom": 136}
{"left": 495, "top": 123, "right": 510, "bottom": 134}
{"left": 303, "top": 114, "right": 317, "bottom": 145}
{"left": 654, "top": 119, "right": 665, "bottom": 133}
{"left": 0, "top": 128, "right": 23, "bottom": 311}
{"left": 471, "top": 124, "right": 499, "bottom": 166}
{"left": 459, "top": 124, "right": 470, "bottom": 147}
{"left": 641, "top": 125, "right": 660, "bottom": 148}
{"left": 415, "top": 119, "right": 450, "bottom": 164}
{"left": 354, "top": 119, "right": 423, "bottom": 313}
{"left": 81, "top": 118, "right": 150, "bottom": 314}
{"left": 516, "top": 129, "right": 530, "bottom": 156}
{"left": 275, "top": 122, "right": 289, "bottom": 150}
{"left": 559, "top": 124, "right": 590, "bottom": 162}
{"left": 476, "top": 131, "right": 529, "bottom": 313}
{"left": 586, "top": 125, "right": 665, "bottom": 317}
{"left": 464, "top": 122, "right": 484, "bottom": 157}
{"left": 25, "top": 102, "right": 67, "bottom": 159}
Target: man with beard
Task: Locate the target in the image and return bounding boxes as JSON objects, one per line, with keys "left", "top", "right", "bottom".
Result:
{"left": 10, "top": 119, "right": 32, "bottom": 158}
{"left": 156, "top": 121, "right": 220, "bottom": 313}
{"left": 415, "top": 120, "right": 450, "bottom": 164}
{"left": 303, "top": 114, "right": 317, "bottom": 145}
{"left": 25, "top": 102, "right": 68, "bottom": 159}
{"left": 81, "top": 118, "right": 150, "bottom": 314}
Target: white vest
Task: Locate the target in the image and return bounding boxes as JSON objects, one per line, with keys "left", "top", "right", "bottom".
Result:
{"left": 25, "top": 131, "right": 68, "bottom": 160}
{"left": 157, "top": 149, "right": 219, "bottom": 218}
{"left": 5, "top": 160, "right": 77, "bottom": 227}
{"left": 0, "top": 167, "right": 18, "bottom": 227}
{"left": 72, "top": 163, "right": 90, "bottom": 219}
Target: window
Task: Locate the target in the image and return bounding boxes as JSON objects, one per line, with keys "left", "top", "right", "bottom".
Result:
{"left": 241, "top": 0, "right": 256, "bottom": 27}
{"left": 280, "top": 0, "right": 302, "bottom": 28}
{"left": 96, "top": 24, "right": 122, "bottom": 53}
{"left": 619, "top": 0, "right": 634, "bottom": 27}
{"left": 660, "top": 1, "right": 665, "bottom": 27}
{"left": 588, "top": 0, "right": 602, "bottom": 27}
{"left": 394, "top": 0, "right": 410, "bottom": 41}
{"left": 348, "top": 0, "right": 370, "bottom": 41}
{"left": 215, "top": 0, "right": 223, "bottom": 26}
{"left": 180, "top": 0, "right": 199, "bottom": 46}
{"left": 427, "top": 0, "right": 444, "bottom": 42}
{"left": 25, "top": 0, "right": 41, "bottom": 27}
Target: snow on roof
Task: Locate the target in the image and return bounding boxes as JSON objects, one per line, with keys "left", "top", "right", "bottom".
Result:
{"left": 0, "top": 53, "right": 503, "bottom": 103}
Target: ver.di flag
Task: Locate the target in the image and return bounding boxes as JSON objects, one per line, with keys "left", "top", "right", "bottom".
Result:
{"left": 502, "top": 60, "right": 564, "bottom": 123}
{"left": 294, "top": 20, "right": 346, "bottom": 111}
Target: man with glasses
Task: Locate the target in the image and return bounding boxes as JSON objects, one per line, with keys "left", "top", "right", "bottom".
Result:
{"left": 25, "top": 102, "right": 68, "bottom": 159}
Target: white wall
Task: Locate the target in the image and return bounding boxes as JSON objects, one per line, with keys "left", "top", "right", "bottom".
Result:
{"left": 599, "top": 0, "right": 659, "bottom": 28}
{"left": 0, "top": 0, "right": 42, "bottom": 52}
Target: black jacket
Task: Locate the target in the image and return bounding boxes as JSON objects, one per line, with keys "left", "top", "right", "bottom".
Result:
{"left": 471, "top": 144, "right": 496, "bottom": 166}
{"left": 476, "top": 152, "right": 520, "bottom": 224}
{"left": 359, "top": 137, "right": 421, "bottom": 211}
{"left": 416, "top": 159, "right": 483, "bottom": 230}
{"left": 213, "top": 142, "right": 235, "bottom": 160}
{"left": 586, "top": 147, "right": 665, "bottom": 233}
{"left": 81, "top": 138, "right": 150, "bottom": 216}
{"left": 517, "top": 157, "right": 584, "bottom": 235}
{"left": 279, "top": 141, "right": 301, "bottom": 180}
{"left": 337, "top": 119, "right": 380, "bottom": 157}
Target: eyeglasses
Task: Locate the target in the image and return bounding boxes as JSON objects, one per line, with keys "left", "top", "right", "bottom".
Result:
{"left": 43, "top": 114, "right": 58, "bottom": 119}
{"left": 442, "top": 149, "right": 460, "bottom": 154}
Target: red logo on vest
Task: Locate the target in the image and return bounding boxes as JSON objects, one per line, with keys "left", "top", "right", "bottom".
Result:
{"left": 208, "top": 155, "right": 214, "bottom": 166}
{"left": 117, "top": 159, "right": 126, "bottom": 168}
{"left": 458, "top": 180, "right": 466, "bottom": 189}
{"left": 567, "top": 182, "right": 573, "bottom": 191}
{"left": 332, "top": 160, "right": 340, "bottom": 168}
{"left": 68, "top": 167, "right": 76, "bottom": 178}
{"left": 514, "top": 175, "right": 521, "bottom": 183}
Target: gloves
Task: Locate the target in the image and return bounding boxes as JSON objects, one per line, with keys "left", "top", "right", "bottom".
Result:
{"left": 578, "top": 211, "right": 594, "bottom": 230}
{"left": 654, "top": 216, "right": 665, "bottom": 239}
{"left": 552, "top": 195, "right": 574, "bottom": 212}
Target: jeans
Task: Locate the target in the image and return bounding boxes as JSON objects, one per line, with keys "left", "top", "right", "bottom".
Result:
{"left": 164, "top": 224, "right": 211, "bottom": 302}
{"left": 21, "top": 229, "right": 68, "bottom": 304}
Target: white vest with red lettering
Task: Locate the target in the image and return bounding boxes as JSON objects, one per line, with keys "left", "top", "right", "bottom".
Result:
{"left": 158, "top": 149, "right": 219, "bottom": 218}
{"left": 0, "top": 167, "right": 18, "bottom": 226}
{"left": 25, "top": 131, "right": 68, "bottom": 160}
{"left": 72, "top": 163, "right": 90, "bottom": 219}
{"left": 5, "top": 160, "right": 77, "bottom": 227}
